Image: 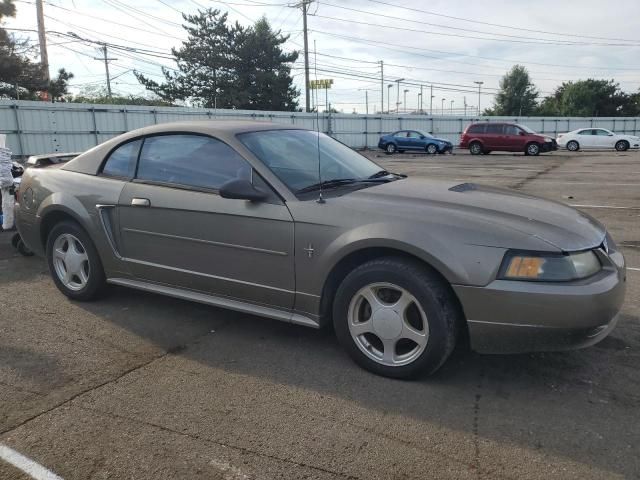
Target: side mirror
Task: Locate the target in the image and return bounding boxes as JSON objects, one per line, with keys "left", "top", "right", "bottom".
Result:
{"left": 608, "top": 133, "right": 614, "bottom": 136}
{"left": 219, "top": 179, "right": 267, "bottom": 202}
{"left": 420, "top": 135, "right": 425, "bottom": 139}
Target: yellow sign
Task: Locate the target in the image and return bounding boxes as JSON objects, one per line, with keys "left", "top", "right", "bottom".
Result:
{"left": 310, "top": 79, "right": 333, "bottom": 89}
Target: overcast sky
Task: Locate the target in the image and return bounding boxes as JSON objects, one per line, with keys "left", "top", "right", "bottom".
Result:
{"left": 5, "top": 0, "right": 640, "bottom": 114}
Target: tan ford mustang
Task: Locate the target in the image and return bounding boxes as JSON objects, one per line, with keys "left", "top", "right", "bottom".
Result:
{"left": 15, "top": 121, "right": 626, "bottom": 378}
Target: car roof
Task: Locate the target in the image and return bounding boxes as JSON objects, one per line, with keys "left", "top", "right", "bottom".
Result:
{"left": 62, "top": 120, "right": 307, "bottom": 176}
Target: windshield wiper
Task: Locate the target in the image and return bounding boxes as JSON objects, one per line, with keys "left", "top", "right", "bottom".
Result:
{"left": 296, "top": 176, "right": 393, "bottom": 194}
{"left": 368, "top": 169, "right": 394, "bottom": 179}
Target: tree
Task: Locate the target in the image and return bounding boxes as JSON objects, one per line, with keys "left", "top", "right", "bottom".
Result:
{"left": 537, "top": 79, "right": 631, "bottom": 117}
{"left": 136, "top": 9, "right": 299, "bottom": 110}
{"left": 48, "top": 68, "right": 74, "bottom": 101}
{"left": 490, "top": 65, "right": 539, "bottom": 116}
{"left": 70, "top": 85, "right": 173, "bottom": 106}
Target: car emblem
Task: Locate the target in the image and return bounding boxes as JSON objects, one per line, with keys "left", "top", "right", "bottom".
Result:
{"left": 303, "top": 243, "right": 315, "bottom": 258}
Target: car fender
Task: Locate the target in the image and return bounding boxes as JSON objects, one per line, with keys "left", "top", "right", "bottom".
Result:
{"left": 317, "top": 221, "right": 486, "bottom": 287}
{"left": 36, "top": 191, "right": 95, "bottom": 237}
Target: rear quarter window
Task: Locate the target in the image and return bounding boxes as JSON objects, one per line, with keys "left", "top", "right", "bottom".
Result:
{"left": 466, "top": 124, "right": 486, "bottom": 134}
{"left": 101, "top": 139, "right": 142, "bottom": 178}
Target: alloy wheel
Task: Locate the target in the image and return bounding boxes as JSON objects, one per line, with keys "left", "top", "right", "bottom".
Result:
{"left": 52, "top": 233, "right": 90, "bottom": 291}
{"left": 427, "top": 144, "right": 437, "bottom": 154}
{"left": 386, "top": 144, "right": 396, "bottom": 154}
{"left": 347, "top": 282, "right": 429, "bottom": 367}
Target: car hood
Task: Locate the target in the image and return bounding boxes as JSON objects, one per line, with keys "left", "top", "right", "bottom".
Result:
{"left": 428, "top": 137, "right": 451, "bottom": 143}
{"left": 347, "top": 178, "right": 605, "bottom": 251}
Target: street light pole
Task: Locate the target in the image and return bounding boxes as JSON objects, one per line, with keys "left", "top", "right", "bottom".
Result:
{"left": 441, "top": 98, "right": 445, "bottom": 115}
{"left": 387, "top": 84, "right": 392, "bottom": 113}
{"left": 395, "top": 78, "right": 404, "bottom": 113}
{"left": 450, "top": 100, "right": 454, "bottom": 115}
{"left": 474, "top": 81, "right": 484, "bottom": 116}
{"left": 418, "top": 92, "right": 422, "bottom": 115}
{"left": 403, "top": 89, "right": 409, "bottom": 113}
{"left": 429, "top": 85, "right": 434, "bottom": 115}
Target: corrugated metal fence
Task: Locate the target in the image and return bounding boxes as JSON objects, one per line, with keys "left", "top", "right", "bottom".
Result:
{"left": 2, "top": 99, "right": 640, "bottom": 157}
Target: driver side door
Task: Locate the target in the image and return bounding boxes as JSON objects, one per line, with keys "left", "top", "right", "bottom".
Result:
{"left": 116, "top": 133, "right": 295, "bottom": 310}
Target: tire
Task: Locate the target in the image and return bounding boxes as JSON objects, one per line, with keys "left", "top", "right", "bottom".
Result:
{"left": 385, "top": 143, "right": 396, "bottom": 154}
{"left": 46, "top": 220, "right": 106, "bottom": 301}
{"left": 469, "top": 141, "right": 483, "bottom": 155}
{"left": 426, "top": 144, "right": 438, "bottom": 155}
{"left": 566, "top": 140, "right": 579, "bottom": 152}
{"left": 17, "top": 239, "right": 34, "bottom": 257}
{"left": 333, "top": 257, "right": 461, "bottom": 379}
{"left": 525, "top": 142, "right": 540, "bottom": 156}
{"left": 615, "top": 140, "right": 629, "bottom": 152}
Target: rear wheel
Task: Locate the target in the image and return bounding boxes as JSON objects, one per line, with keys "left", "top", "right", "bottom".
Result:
{"left": 46, "top": 221, "right": 106, "bottom": 301}
{"left": 615, "top": 140, "right": 629, "bottom": 152}
{"left": 385, "top": 143, "right": 397, "bottom": 154}
{"left": 469, "top": 141, "right": 483, "bottom": 155}
{"left": 426, "top": 144, "right": 438, "bottom": 155}
{"left": 525, "top": 142, "right": 540, "bottom": 156}
{"left": 333, "top": 257, "right": 460, "bottom": 379}
{"left": 566, "top": 140, "right": 579, "bottom": 152}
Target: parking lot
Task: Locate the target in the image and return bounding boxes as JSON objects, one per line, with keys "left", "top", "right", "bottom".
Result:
{"left": 1, "top": 149, "right": 638, "bottom": 479}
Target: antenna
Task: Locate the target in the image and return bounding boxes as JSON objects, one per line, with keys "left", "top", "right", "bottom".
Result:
{"left": 314, "top": 39, "right": 325, "bottom": 204}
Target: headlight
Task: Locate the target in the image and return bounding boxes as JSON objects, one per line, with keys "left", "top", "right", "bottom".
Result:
{"left": 544, "top": 137, "right": 553, "bottom": 142}
{"left": 499, "top": 250, "right": 601, "bottom": 281}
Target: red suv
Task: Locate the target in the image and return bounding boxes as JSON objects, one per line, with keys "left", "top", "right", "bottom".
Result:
{"left": 460, "top": 122, "right": 557, "bottom": 156}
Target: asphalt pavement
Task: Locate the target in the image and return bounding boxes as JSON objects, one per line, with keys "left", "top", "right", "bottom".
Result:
{"left": 1, "top": 149, "right": 638, "bottom": 479}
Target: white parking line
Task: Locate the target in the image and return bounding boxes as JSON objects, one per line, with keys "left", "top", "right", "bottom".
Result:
{"left": 628, "top": 267, "right": 640, "bottom": 272}
{"left": 0, "top": 444, "right": 63, "bottom": 480}
{"left": 569, "top": 204, "right": 640, "bottom": 210}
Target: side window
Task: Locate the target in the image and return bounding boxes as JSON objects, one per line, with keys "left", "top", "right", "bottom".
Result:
{"left": 393, "top": 131, "right": 406, "bottom": 138}
{"left": 578, "top": 129, "right": 592, "bottom": 135}
{"left": 102, "top": 139, "right": 142, "bottom": 178}
{"left": 486, "top": 124, "right": 504, "bottom": 134}
{"left": 594, "top": 129, "right": 610, "bottom": 136}
{"left": 467, "top": 124, "right": 485, "bottom": 134}
{"left": 504, "top": 125, "right": 520, "bottom": 136}
{"left": 407, "top": 131, "right": 421, "bottom": 138}
{"left": 136, "top": 134, "right": 251, "bottom": 191}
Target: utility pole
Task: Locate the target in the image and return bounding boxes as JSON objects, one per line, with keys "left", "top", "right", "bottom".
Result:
{"left": 379, "top": 60, "right": 384, "bottom": 115}
{"left": 387, "top": 84, "right": 392, "bottom": 113}
{"left": 301, "top": 0, "right": 311, "bottom": 112}
{"left": 441, "top": 98, "right": 445, "bottom": 115}
{"left": 429, "top": 85, "right": 433, "bottom": 115}
{"left": 419, "top": 85, "right": 423, "bottom": 114}
{"left": 474, "top": 81, "right": 484, "bottom": 116}
{"left": 35, "top": 0, "right": 50, "bottom": 84}
{"left": 450, "top": 100, "right": 454, "bottom": 115}
{"left": 464, "top": 96, "right": 467, "bottom": 116}
{"left": 94, "top": 44, "right": 117, "bottom": 97}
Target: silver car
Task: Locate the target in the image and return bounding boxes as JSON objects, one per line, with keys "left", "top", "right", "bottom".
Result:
{"left": 15, "top": 121, "right": 626, "bottom": 378}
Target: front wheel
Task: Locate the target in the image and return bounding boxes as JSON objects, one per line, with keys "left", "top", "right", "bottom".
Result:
{"left": 615, "top": 140, "right": 629, "bottom": 152}
{"left": 46, "top": 220, "right": 106, "bottom": 301}
{"left": 385, "top": 143, "right": 397, "bottom": 154}
{"left": 333, "top": 257, "right": 460, "bottom": 379}
{"left": 426, "top": 144, "right": 438, "bottom": 155}
{"left": 525, "top": 142, "right": 540, "bottom": 156}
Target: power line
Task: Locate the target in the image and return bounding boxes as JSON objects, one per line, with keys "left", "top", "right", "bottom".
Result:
{"left": 361, "top": 0, "right": 640, "bottom": 44}
{"left": 318, "top": 1, "right": 640, "bottom": 47}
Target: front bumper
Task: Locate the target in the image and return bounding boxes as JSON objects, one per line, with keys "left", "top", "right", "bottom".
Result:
{"left": 454, "top": 249, "right": 626, "bottom": 354}
{"left": 438, "top": 144, "right": 453, "bottom": 153}
{"left": 542, "top": 140, "right": 558, "bottom": 152}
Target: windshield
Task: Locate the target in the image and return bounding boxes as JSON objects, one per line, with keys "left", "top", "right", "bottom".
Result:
{"left": 517, "top": 124, "right": 536, "bottom": 134}
{"left": 238, "top": 129, "right": 383, "bottom": 193}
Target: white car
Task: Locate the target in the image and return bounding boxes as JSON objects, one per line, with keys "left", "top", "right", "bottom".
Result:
{"left": 557, "top": 128, "right": 640, "bottom": 152}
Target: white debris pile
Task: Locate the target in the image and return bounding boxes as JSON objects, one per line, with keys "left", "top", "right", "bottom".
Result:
{"left": 0, "top": 134, "right": 15, "bottom": 230}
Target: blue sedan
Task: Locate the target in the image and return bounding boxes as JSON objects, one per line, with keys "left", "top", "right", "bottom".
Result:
{"left": 378, "top": 130, "right": 453, "bottom": 155}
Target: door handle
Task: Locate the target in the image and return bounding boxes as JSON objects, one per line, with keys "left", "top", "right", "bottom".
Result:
{"left": 131, "top": 198, "right": 150, "bottom": 207}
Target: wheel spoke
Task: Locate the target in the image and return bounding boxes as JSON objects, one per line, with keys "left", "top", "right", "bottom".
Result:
{"left": 350, "top": 319, "right": 374, "bottom": 337}
{"left": 54, "top": 247, "right": 67, "bottom": 262}
{"left": 78, "top": 262, "right": 89, "bottom": 285}
{"left": 382, "top": 338, "right": 396, "bottom": 363}
{"left": 360, "top": 286, "right": 384, "bottom": 313}
{"left": 402, "top": 323, "right": 428, "bottom": 347}
{"left": 392, "top": 291, "right": 413, "bottom": 315}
